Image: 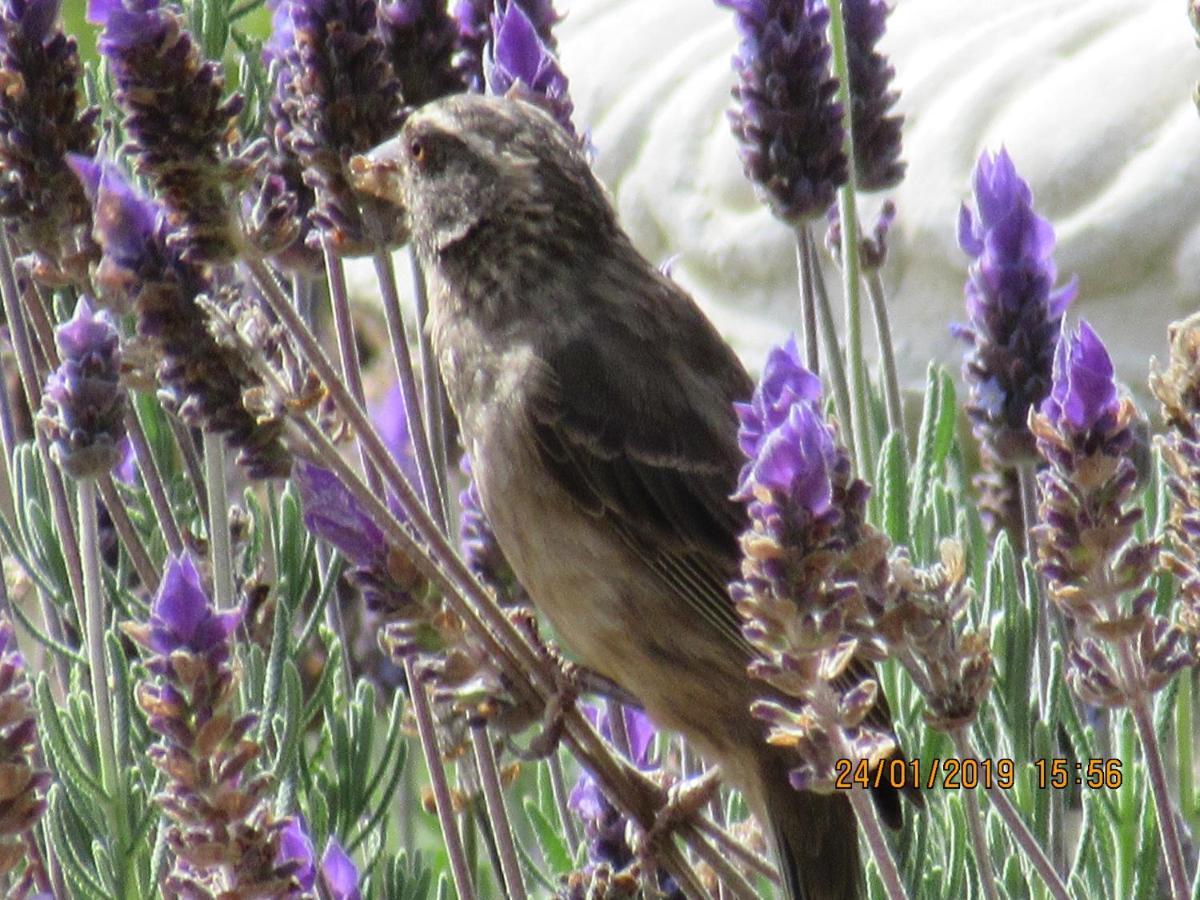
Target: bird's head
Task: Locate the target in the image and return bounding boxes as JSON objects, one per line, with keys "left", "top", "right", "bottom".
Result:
{"left": 350, "top": 94, "right": 611, "bottom": 264}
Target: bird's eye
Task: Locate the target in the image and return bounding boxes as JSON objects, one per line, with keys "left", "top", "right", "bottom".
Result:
{"left": 410, "top": 138, "right": 428, "bottom": 168}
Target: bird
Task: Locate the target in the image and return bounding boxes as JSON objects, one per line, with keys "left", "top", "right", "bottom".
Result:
{"left": 350, "top": 93, "right": 906, "bottom": 900}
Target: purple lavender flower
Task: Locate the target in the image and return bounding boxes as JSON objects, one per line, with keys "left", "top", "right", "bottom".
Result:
{"left": 718, "top": 0, "right": 847, "bottom": 224}
{"left": 568, "top": 705, "right": 680, "bottom": 894}
{"left": 124, "top": 555, "right": 303, "bottom": 894}
{"left": 88, "top": 0, "right": 245, "bottom": 263}
{"left": 294, "top": 461, "right": 428, "bottom": 615}
{"left": 484, "top": 0, "right": 574, "bottom": 136}
{"left": 1033, "top": 324, "right": 1193, "bottom": 702}
{"left": 843, "top": 0, "right": 904, "bottom": 191}
{"left": 379, "top": 0, "right": 464, "bottom": 108}
{"left": 454, "top": 0, "right": 559, "bottom": 92}
{"left": 276, "top": 818, "right": 317, "bottom": 891}
{"left": 38, "top": 296, "right": 126, "bottom": 479}
{"left": 276, "top": 0, "right": 405, "bottom": 254}
{"left": 955, "top": 148, "right": 1076, "bottom": 465}
{"left": 732, "top": 337, "right": 898, "bottom": 804}
{"left": 69, "top": 156, "right": 291, "bottom": 478}
{"left": 0, "top": 0, "right": 98, "bottom": 281}
{"left": 1041, "top": 320, "right": 1119, "bottom": 437}
{"left": 319, "top": 838, "right": 362, "bottom": 900}
{"left": 0, "top": 616, "right": 50, "bottom": 886}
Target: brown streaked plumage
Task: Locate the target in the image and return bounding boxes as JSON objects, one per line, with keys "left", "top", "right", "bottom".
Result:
{"left": 351, "top": 94, "right": 908, "bottom": 900}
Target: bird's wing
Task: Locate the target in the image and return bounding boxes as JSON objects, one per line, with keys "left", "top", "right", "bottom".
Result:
{"left": 527, "top": 308, "right": 756, "bottom": 658}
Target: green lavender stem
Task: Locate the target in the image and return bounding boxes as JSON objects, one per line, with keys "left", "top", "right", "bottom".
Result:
{"left": 1122, "top": 641, "right": 1191, "bottom": 900}
{"left": 78, "top": 478, "right": 131, "bottom": 896}
{"left": 865, "top": 269, "right": 907, "bottom": 461}
{"left": 409, "top": 252, "right": 451, "bottom": 520}
{"left": 950, "top": 729, "right": 1071, "bottom": 900}
{"left": 798, "top": 227, "right": 855, "bottom": 457}
{"left": 794, "top": 229, "right": 820, "bottom": 374}
{"left": 826, "top": 0, "right": 873, "bottom": 474}
{"left": 125, "top": 409, "right": 183, "bottom": 556}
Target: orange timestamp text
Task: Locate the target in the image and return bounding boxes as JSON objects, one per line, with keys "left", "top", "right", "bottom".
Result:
{"left": 833, "top": 757, "right": 1123, "bottom": 791}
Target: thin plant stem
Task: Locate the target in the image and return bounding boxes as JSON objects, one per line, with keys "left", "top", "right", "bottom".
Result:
{"left": 799, "top": 227, "right": 855, "bottom": 457}
{"left": 320, "top": 237, "right": 382, "bottom": 497}
{"left": 844, "top": 785, "right": 909, "bottom": 900}
{"left": 371, "top": 243, "right": 447, "bottom": 530}
{"left": 125, "top": 409, "right": 183, "bottom": 555}
{"left": 470, "top": 722, "right": 528, "bottom": 900}
{"left": 1179, "top": 670, "right": 1197, "bottom": 827}
{"left": 0, "top": 367, "right": 16, "bottom": 524}
{"left": 1123, "top": 642, "right": 1191, "bottom": 900}
{"left": 954, "top": 743, "right": 1001, "bottom": 900}
{"left": 0, "top": 231, "right": 74, "bottom": 685}
{"left": 202, "top": 431, "right": 235, "bottom": 610}
{"left": 606, "top": 699, "right": 631, "bottom": 759}
{"left": 410, "top": 252, "right": 451, "bottom": 513}
{"left": 1017, "top": 462, "right": 1049, "bottom": 707}
{"left": 546, "top": 754, "right": 580, "bottom": 851}
{"left": 864, "top": 269, "right": 907, "bottom": 461}
{"left": 692, "top": 817, "right": 778, "bottom": 883}
{"left": 794, "top": 232, "right": 820, "bottom": 374}
{"left": 826, "top": 0, "right": 874, "bottom": 475}
{"left": 951, "top": 730, "right": 1072, "bottom": 900}
{"left": 78, "top": 478, "right": 130, "bottom": 895}
{"left": 166, "top": 416, "right": 207, "bottom": 521}
{"left": 251, "top": 260, "right": 717, "bottom": 897}
{"left": 96, "top": 477, "right": 158, "bottom": 593}
{"left": 409, "top": 659, "right": 477, "bottom": 900}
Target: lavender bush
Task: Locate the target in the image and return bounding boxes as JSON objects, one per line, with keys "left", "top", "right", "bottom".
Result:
{"left": 0, "top": 0, "right": 1196, "bottom": 898}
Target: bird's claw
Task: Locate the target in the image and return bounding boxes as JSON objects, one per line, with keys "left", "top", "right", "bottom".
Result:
{"left": 637, "top": 768, "right": 722, "bottom": 858}
{"left": 517, "top": 660, "right": 581, "bottom": 760}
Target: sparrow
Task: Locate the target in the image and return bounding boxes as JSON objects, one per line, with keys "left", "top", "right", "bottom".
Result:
{"left": 351, "top": 93, "right": 905, "bottom": 900}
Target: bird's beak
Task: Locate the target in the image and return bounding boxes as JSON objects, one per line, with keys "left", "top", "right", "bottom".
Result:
{"left": 349, "top": 138, "right": 406, "bottom": 205}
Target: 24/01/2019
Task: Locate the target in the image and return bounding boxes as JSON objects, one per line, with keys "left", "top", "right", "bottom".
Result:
{"left": 833, "top": 757, "right": 1123, "bottom": 790}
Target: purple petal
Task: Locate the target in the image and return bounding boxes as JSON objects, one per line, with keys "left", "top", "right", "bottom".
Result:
{"left": 319, "top": 839, "right": 362, "bottom": 900}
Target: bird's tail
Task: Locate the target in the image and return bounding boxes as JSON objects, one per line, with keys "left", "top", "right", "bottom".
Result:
{"left": 760, "top": 756, "right": 864, "bottom": 900}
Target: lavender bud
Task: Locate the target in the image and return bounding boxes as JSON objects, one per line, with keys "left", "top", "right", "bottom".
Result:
{"left": 38, "top": 296, "right": 125, "bottom": 479}
{"left": 88, "top": 0, "right": 245, "bottom": 264}
{"left": 278, "top": 0, "right": 405, "bottom": 255}
{"left": 484, "top": 0, "right": 575, "bottom": 137}
{"left": 294, "top": 461, "right": 429, "bottom": 616}
{"left": 718, "top": 0, "right": 847, "bottom": 224}
{"left": 0, "top": 617, "right": 50, "bottom": 883}
{"left": 380, "top": 0, "right": 464, "bottom": 108}
{"left": 842, "top": 0, "right": 903, "bottom": 191}
{"left": 0, "top": 0, "right": 98, "bottom": 282}
{"left": 453, "top": 0, "right": 560, "bottom": 92}
{"left": 954, "top": 148, "right": 1076, "bottom": 465}
{"left": 123, "top": 555, "right": 302, "bottom": 895}
{"left": 275, "top": 818, "right": 317, "bottom": 891}
{"left": 70, "top": 156, "right": 291, "bottom": 478}
{"left": 319, "top": 838, "right": 362, "bottom": 900}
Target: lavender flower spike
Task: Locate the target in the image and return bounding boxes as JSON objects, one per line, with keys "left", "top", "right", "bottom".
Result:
{"left": 484, "top": 0, "right": 575, "bottom": 137}
{"left": 0, "top": 616, "right": 50, "bottom": 888}
{"left": 278, "top": 0, "right": 405, "bottom": 254}
{"left": 123, "top": 555, "right": 304, "bottom": 895}
{"left": 88, "top": 0, "right": 245, "bottom": 263}
{"left": 0, "top": 0, "right": 98, "bottom": 281}
{"left": 1032, "top": 322, "right": 1191, "bottom": 696}
{"left": 732, "top": 337, "right": 899, "bottom": 817}
{"left": 956, "top": 147, "right": 1076, "bottom": 465}
{"left": 843, "top": 0, "right": 904, "bottom": 190}
{"left": 717, "top": 0, "right": 847, "bottom": 224}
{"left": 380, "top": 0, "right": 464, "bottom": 108}
{"left": 38, "top": 296, "right": 126, "bottom": 479}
